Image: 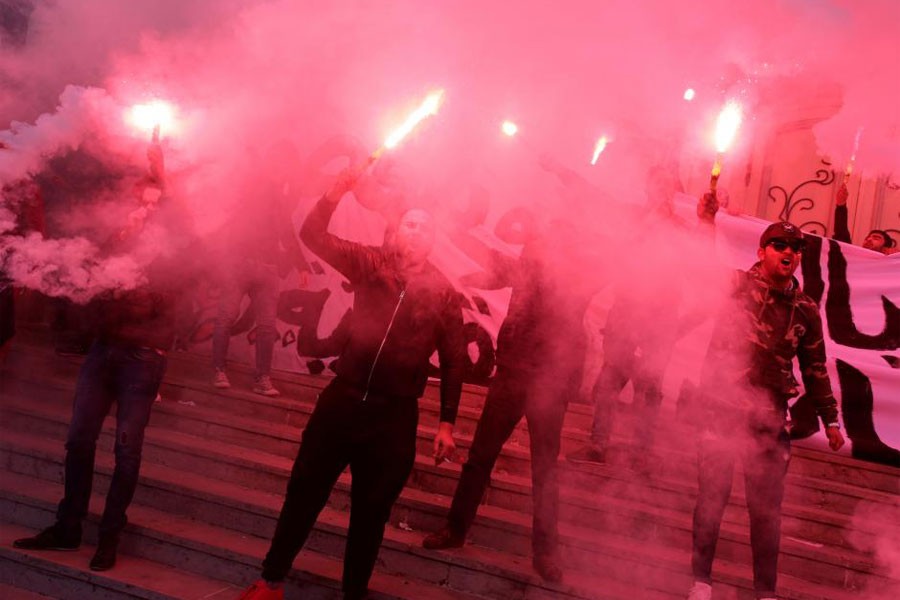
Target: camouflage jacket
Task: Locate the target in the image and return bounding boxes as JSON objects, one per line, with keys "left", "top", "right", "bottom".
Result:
{"left": 700, "top": 263, "right": 838, "bottom": 426}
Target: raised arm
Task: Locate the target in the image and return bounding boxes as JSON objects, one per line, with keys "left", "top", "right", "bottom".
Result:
{"left": 299, "top": 167, "right": 374, "bottom": 282}
{"left": 832, "top": 184, "right": 852, "bottom": 244}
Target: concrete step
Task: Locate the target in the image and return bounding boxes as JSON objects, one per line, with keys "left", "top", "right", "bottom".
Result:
{"left": 0, "top": 430, "right": 691, "bottom": 600}
{"left": 0, "top": 522, "right": 239, "bottom": 600}
{"left": 0, "top": 472, "right": 481, "bottom": 600}
{"left": 4, "top": 333, "right": 899, "bottom": 600}
{"left": 2, "top": 424, "right": 894, "bottom": 600}
{"left": 0, "top": 581, "right": 55, "bottom": 599}
{"left": 6, "top": 340, "right": 898, "bottom": 505}
{"left": 5, "top": 375, "right": 895, "bottom": 532}
{"left": 3, "top": 393, "right": 891, "bottom": 568}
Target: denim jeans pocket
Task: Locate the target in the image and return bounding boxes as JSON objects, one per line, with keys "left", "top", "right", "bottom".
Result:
{"left": 124, "top": 347, "right": 167, "bottom": 392}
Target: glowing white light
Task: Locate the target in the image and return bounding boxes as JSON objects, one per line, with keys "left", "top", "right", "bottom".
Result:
{"left": 683, "top": 88, "right": 696, "bottom": 101}
{"left": 127, "top": 100, "right": 176, "bottom": 138}
{"left": 383, "top": 89, "right": 445, "bottom": 150}
{"left": 714, "top": 100, "right": 742, "bottom": 154}
{"left": 501, "top": 120, "right": 519, "bottom": 137}
{"left": 591, "top": 135, "right": 609, "bottom": 165}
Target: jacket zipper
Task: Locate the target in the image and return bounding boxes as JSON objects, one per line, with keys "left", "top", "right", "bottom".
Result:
{"left": 362, "top": 288, "right": 406, "bottom": 402}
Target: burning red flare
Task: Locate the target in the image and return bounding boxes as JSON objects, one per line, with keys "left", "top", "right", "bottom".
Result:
{"left": 371, "top": 89, "right": 445, "bottom": 161}
{"left": 710, "top": 100, "right": 743, "bottom": 190}
{"left": 126, "top": 100, "right": 176, "bottom": 140}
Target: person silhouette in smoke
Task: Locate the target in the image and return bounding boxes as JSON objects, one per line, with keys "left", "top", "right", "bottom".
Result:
{"left": 13, "top": 140, "right": 199, "bottom": 572}
{"left": 567, "top": 165, "right": 688, "bottom": 471}
{"left": 237, "top": 164, "right": 464, "bottom": 600}
{"left": 686, "top": 194, "right": 845, "bottom": 600}
{"left": 210, "top": 140, "right": 312, "bottom": 397}
{"left": 422, "top": 203, "right": 602, "bottom": 584}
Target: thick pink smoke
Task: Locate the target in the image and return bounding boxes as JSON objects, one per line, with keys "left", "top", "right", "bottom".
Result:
{"left": 5, "top": 1, "right": 898, "bottom": 191}
{"left": 2, "top": 0, "right": 898, "bottom": 298}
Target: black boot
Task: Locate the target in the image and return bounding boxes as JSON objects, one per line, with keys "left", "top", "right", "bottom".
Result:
{"left": 89, "top": 535, "right": 119, "bottom": 571}
{"left": 13, "top": 524, "right": 81, "bottom": 551}
{"left": 422, "top": 526, "right": 465, "bottom": 550}
{"left": 533, "top": 553, "right": 564, "bottom": 583}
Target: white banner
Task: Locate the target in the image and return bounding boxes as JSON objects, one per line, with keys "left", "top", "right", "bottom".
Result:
{"left": 204, "top": 191, "right": 900, "bottom": 466}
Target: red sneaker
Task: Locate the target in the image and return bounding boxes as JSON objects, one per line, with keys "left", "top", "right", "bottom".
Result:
{"left": 237, "top": 580, "right": 284, "bottom": 600}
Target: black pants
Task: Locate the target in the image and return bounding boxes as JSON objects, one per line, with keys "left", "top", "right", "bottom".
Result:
{"left": 691, "top": 424, "right": 790, "bottom": 598}
{"left": 589, "top": 324, "right": 675, "bottom": 451}
{"left": 447, "top": 365, "right": 572, "bottom": 557}
{"left": 262, "top": 379, "right": 418, "bottom": 599}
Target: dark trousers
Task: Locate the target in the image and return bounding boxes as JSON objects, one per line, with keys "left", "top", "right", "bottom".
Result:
{"left": 447, "top": 365, "right": 571, "bottom": 557}
{"left": 691, "top": 425, "right": 790, "bottom": 598}
{"left": 211, "top": 259, "right": 280, "bottom": 377}
{"left": 262, "top": 379, "right": 418, "bottom": 599}
{"left": 57, "top": 341, "right": 167, "bottom": 538}
{"left": 589, "top": 327, "right": 674, "bottom": 450}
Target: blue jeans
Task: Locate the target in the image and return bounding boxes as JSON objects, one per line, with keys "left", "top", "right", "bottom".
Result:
{"left": 211, "top": 260, "right": 279, "bottom": 377}
{"left": 56, "top": 341, "right": 167, "bottom": 538}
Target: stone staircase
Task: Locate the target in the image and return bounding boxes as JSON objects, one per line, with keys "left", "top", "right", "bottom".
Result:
{"left": 1, "top": 331, "right": 898, "bottom": 599}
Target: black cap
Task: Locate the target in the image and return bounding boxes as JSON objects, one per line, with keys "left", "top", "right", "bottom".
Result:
{"left": 759, "top": 221, "right": 805, "bottom": 249}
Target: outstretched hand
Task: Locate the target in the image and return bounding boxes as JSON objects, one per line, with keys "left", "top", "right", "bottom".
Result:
{"left": 326, "top": 164, "right": 366, "bottom": 203}
{"left": 835, "top": 183, "right": 849, "bottom": 207}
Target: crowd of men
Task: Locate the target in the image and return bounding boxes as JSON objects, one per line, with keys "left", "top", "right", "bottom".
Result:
{"left": 12, "top": 138, "right": 899, "bottom": 600}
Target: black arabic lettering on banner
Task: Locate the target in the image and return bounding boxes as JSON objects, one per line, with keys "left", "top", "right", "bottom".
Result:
{"left": 791, "top": 238, "right": 900, "bottom": 467}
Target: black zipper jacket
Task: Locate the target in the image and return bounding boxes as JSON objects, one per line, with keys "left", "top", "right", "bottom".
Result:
{"left": 300, "top": 196, "right": 464, "bottom": 424}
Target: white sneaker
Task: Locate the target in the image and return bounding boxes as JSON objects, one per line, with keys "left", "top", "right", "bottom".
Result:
{"left": 213, "top": 370, "right": 231, "bottom": 389}
{"left": 253, "top": 375, "right": 280, "bottom": 397}
{"left": 687, "top": 582, "right": 712, "bottom": 600}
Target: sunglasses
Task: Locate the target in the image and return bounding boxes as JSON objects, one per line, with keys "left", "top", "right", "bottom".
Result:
{"left": 767, "top": 239, "right": 805, "bottom": 253}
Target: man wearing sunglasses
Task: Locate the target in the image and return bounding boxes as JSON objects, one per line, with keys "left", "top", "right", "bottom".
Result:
{"left": 687, "top": 197, "right": 845, "bottom": 600}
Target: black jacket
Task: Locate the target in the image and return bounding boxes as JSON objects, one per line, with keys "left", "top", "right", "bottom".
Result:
{"left": 496, "top": 221, "right": 601, "bottom": 375}
{"left": 300, "top": 196, "right": 464, "bottom": 423}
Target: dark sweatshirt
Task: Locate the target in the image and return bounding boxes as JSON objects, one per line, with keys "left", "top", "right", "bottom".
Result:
{"left": 496, "top": 220, "right": 603, "bottom": 376}
{"left": 300, "top": 196, "right": 465, "bottom": 424}
{"left": 94, "top": 200, "right": 200, "bottom": 352}
{"left": 94, "top": 256, "right": 181, "bottom": 351}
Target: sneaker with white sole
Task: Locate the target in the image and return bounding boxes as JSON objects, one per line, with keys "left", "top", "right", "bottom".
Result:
{"left": 253, "top": 375, "right": 281, "bottom": 397}
{"left": 213, "top": 370, "right": 231, "bottom": 389}
{"left": 687, "top": 582, "right": 712, "bottom": 600}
